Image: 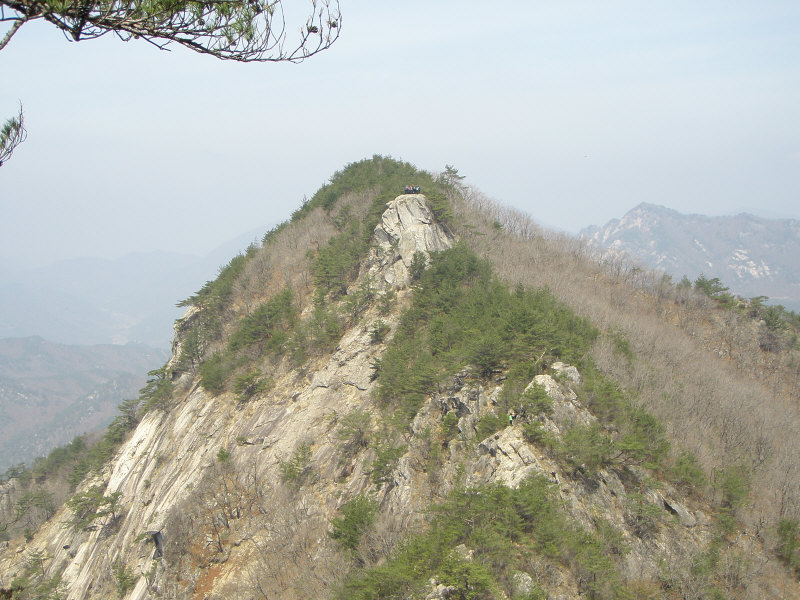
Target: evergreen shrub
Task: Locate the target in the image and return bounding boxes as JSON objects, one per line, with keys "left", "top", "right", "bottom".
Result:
{"left": 777, "top": 518, "right": 800, "bottom": 572}
{"left": 199, "top": 353, "right": 234, "bottom": 394}
{"left": 335, "top": 476, "right": 621, "bottom": 600}
{"left": 376, "top": 244, "right": 597, "bottom": 428}
{"left": 279, "top": 443, "right": 313, "bottom": 485}
{"left": 228, "top": 288, "right": 296, "bottom": 353}
{"left": 329, "top": 495, "right": 378, "bottom": 552}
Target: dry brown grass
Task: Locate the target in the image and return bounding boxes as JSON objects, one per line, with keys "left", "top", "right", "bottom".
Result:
{"left": 450, "top": 187, "right": 800, "bottom": 532}
{"left": 193, "top": 189, "right": 380, "bottom": 364}
{"left": 215, "top": 182, "right": 800, "bottom": 530}
{"left": 170, "top": 182, "right": 799, "bottom": 597}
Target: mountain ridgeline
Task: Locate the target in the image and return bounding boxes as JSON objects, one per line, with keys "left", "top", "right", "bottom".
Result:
{"left": 581, "top": 202, "right": 800, "bottom": 311}
{"left": 2, "top": 156, "right": 800, "bottom": 599}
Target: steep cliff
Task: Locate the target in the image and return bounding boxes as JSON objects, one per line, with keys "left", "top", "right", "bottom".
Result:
{"left": 0, "top": 192, "right": 457, "bottom": 599}
{"left": 1, "top": 159, "right": 798, "bottom": 600}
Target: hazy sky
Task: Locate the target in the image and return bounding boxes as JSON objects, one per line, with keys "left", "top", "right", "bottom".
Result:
{"left": 2, "top": 1, "right": 799, "bottom": 268}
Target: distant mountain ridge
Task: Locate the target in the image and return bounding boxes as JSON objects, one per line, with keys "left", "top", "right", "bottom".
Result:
{"left": 0, "top": 227, "right": 271, "bottom": 467}
{"left": 581, "top": 203, "right": 800, "bottom": 309}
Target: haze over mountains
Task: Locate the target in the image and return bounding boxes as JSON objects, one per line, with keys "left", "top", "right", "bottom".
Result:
{"left": 581, "top": 203, "right": 800, "bottom": 310}
{"left": 0, "top": 226, "right": 273, "bottom": 349}
{"left": 0, "top": 226, "right": 272, "bottom": 470}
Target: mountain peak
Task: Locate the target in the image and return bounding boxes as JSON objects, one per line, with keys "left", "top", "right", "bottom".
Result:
{"left": 369, "top": 194, "right": 454, "bottom": 288}
{"left": 3, "top": 158, "right": 799, "bottom": 600}
{"left": 629, "top": 202, "right": 674, "bottom": 214}
{"left": 583, "top": 204, "right": 800, "bottom": 307}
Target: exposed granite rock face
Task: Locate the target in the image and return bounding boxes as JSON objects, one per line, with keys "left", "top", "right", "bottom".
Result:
{"left": 0, "top": 194, "right": 777, "bottom": 599}
{"left": 662, "top": 495, "right": 698, "bottom": 528}
{"left": 475, "top": 426, "right": 543, "bottom": 487}
{"left": 167, "top": 304, "right": 201, "bottom": 382}
{"left": 551, "top": 361, "right": 581, "bottom": 384}
{"left": 415, "top": 366, "right": 709, "bottom": 593}
{"left": 513, "top": 571, "right": 536, "bottom": 596}
{"left": 0, "top": 342, "right": 713, "bottom": 600}
{"left": 529, "top": 373, "right": 594, "bottom": 430}
{"left": 0, "top": 480, "right": 15, "bottom": 516}
{"left": 424, "top": 580, "right": 457, "bottom": 600}
{"left": 368, "top": 194, "right": 454, "bottom": 289}
{"left": 0, "top": 195, "right": 458, "bottom": 600}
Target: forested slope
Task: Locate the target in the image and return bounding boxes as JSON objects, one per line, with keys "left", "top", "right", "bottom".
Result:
{"left": 1, "top": 156, "right": 799, "bottom": 600}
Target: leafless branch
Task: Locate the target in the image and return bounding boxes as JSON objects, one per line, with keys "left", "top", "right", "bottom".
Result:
{"left": 1, "top": 0, "right": 341, "bottom": 62}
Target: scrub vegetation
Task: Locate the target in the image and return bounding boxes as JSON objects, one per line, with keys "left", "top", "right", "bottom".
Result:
{"left": 4, "top": 157, "right": 800, "bottom": 599}
{"left": 336, "top": 477, "right": 619, "bottom": 600}
{"left": 170, "top": 155, "right": 457, "bottom": 399}
{"left": 373, "top": 242, "right": 597, "bottom": 425}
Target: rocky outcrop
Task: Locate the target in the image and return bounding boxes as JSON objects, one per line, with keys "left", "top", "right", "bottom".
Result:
{"left": 368, "top": 194, "right": 454, "bottom": 289}
{"left": 475, "top": 427, "right": 544, "bottom": 488}
{"left": 1, "top": 192, "right": 782, "bottom": 599}
{"left": 0, "top": 195, "right": 458, "bottom": 600}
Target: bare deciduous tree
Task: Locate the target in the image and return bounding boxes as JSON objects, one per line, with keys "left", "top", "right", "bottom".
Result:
{"left": 451, "top": 186, "right": 800, "bottom": 547}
